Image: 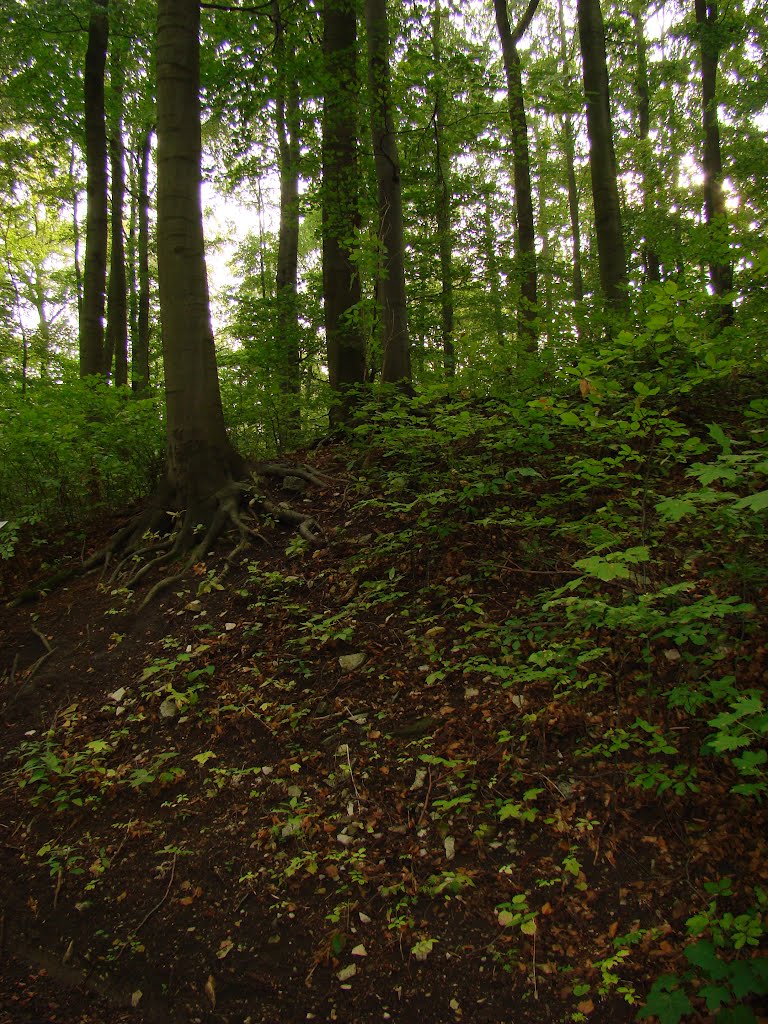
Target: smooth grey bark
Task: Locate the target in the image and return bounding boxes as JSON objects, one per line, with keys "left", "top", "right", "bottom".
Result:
{"left": 492, "top": 0, "right": 539, "bottom": 356}
{"left": 156, "top": 0, "right": 243, "bottom": 501}
{"left": 577, "top": 0, "right": 628, "bottom": 314}
{"left": 322, "top": 0, "right": 366, "bottom": 423}
{"left": 632, "top": 1, "right": 660, "bottom": 283}
{"left": 481, "top": 183, "right": 506, "bottom": 349}
{"left": 69, "top": 141, "right": 83, "bottom": 322}
{"left": 105, "top": 44, "right": 128, "bottom": 386}
{"left": 131, "top": 126, "right": 152, "bottom": 393}
{"left": 272, "top": 0, "right": 302, "bottom": 434}
{"left": 79, "top": 0, "right": 109, "bottom": 378}
{"left": 694, "top": 0, "right": 734, "bottom": 324}
{"left": 557, "top": 0, "right": 584, "bottom": 308}
{"left": 431, "top": 0, "right": 455, "bottom": 377}
{"left": 366, "top": 0, "right": 411, "bottom": 385}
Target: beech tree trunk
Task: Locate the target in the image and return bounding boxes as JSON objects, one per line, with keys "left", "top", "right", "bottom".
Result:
{"left": 105, "top": 44, "right": 128, "bottom": 386}
{"left": 132, "top": 127, "right": 153, "bottom": 393}
{"left": 156, "top": 0, "right": 243, "bottom": 504}
{"left": 366, "top": 0, "right": 411, "bottom": 385}
{"left": 432, "top": 1, "right": 455, "bottom": 377}
{"left": 322, "top": 0, "right": 366, "bottom": 423}
{"left": 557, "top": 0, "right": 584, "bottom": 309}
{"left": 481, "top": 183, "right": 506, "bottom": 349}
{"left": 577, "top": 0, "right": 628, "bottom": 315}
{"left": 632, "top": 2, "right": 661, "bottom": 283}
{"left": 493, "top": 0, "right": 539, "bottom": 357}
{"left": 79, "top": 0, "right": 109, "bottom": 378}
{"left": 694, "top": 0, "right": 734, "bottom": 325}
{"left": 273, "top": 0, "right": 302, "bottom": 436}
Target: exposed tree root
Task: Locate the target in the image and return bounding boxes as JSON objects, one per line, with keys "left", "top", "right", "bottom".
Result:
{"left": 7, "top": 462, "right": 332, "bottom": 610}
{"left": 94, "top": 466, "right": 328, "bottom": 609}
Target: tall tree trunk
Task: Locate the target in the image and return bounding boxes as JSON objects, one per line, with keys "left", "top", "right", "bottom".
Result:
{"left": 156, "top": 0, "right": 243, "bottom": 502}
{"left": 577, "top": 0, "right": 628, "bottom": 315}
{"left": 557, "top": 0, "right": 584, "bottom": 310}
{"left": 366, "top": 0, "right": 411, "bottom": 385}
{"left": 431, "top": 1, "right": 455, "bottom": 377}
{"left": 69, "top": 141, "right": 83, "bottom": 322}
{"left": 632, "top": 1, "right": 660, "bottom": 283}
{"left": 322, "top": 0, "right": 366, "bottom": 423}
{"left": 561, "top": 114, "right": 584, "bottom": 306}
{"left": 493, "top": 0, "right": 539, "bottom": 357}
{"left": 79, "top": 0, "right": 109, "bottom": 378}
{"left": 694, "top": 0, "right": 734, "bottom": 325}
{"left": 105, "top": 43, "right": 129, "bottom": 386}
{"left": 272, "top": 0, "right": 302, "bottom": 438}
{"left": 132, "top": 126, "right": 153, "bottom": 393}
{"left": 481, "top": 183, "right": 506, "bottom": 349}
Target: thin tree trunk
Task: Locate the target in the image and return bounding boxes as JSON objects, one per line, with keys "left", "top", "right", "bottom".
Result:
{"left": 366, "top": 0, "right": 411, "bottom": 385}
{"left": 694, "top": 0, "right": 734, "bottom": 324}
{"left": 322, "top": 0, "right": 366, "bottom": 423}
{"left": 481, "top": 183, "right": 506, "bottom": 349}
{"left": 69, "top": 141, "right": 83, "bottom": 322}
{"left": 561, "top": 115, "right": 584, "bottom": 305}
{"left": 105, "top": 43, "right": 129, "bottom": 386}
{"left": 132, "top": 127, "right": 153, "bottom": 393}
{"left": 577, "top": 0, "right": 628, "bottom": 315}
{"left": 79, "top": 0, "right": 109, "bottom": 378}
{"left": 632, "top": 2, "right": 660, "bottom": 283}
{"left": 273, "top": 0, "right": 302, "bottom": 438}
{"left": 557, "top": 0, "right": 584, "bottom": 309}
{"left": 493, "top": 0, "right": 539, "bottom": 356}
{"left": 432, "top": 1, "right": 455, "bottom": 377}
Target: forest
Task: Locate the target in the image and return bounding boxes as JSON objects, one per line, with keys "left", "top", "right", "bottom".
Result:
{"left": 0, "top": 0, "right": 767, "bottom": 1021}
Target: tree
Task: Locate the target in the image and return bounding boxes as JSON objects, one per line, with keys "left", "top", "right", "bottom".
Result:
{"left": 85, "top": 0, "right": 325, "bottom": 599}
{"left": 577, "top": 0, "right": 627, "bottom": 316}
{"left": 322, "top": 0, "right": 367, "bottom": 422}
{"left": 694, "top": 0, "right": 734, "bottom": 325}
{"left": 79, "top": 0, "right": 109, "bottom": 377}
{"left": 431, "top": 0, "right": 455, "bottom": 376}
{"left": 366, "top": 0, "right": 411, "bottom": 385}
{"left": 104, "top": 22, "right": 129, "bottom": 385}
{"left": 493, "top": 0, "right": 540, "bottom": 357}
{"left": 272, "top": 0, "right": 303, "bottom": 436}
{"left": 130, "top": 125, "right": 153, "bottom": 393}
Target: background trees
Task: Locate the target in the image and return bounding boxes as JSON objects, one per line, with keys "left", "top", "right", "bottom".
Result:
{"left": 0, "top": 0, "right": 764, "bottom": 420}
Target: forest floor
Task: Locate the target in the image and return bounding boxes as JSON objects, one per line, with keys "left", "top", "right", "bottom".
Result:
{"left": 1, "top": 394, "right": 767, "bottom": 1024}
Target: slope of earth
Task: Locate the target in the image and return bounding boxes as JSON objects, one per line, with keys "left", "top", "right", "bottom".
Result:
{"left": 1, "top": 390, "right": 768, "bottom": 1024}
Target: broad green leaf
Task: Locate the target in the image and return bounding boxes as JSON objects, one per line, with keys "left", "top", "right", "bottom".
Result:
{"left": 734, "top": 489, "right": 768, "bottom": 512}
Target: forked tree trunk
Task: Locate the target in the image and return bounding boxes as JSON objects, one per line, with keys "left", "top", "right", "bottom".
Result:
{"left": 366, "top": 0, "right": 411, "bottom": 385}
{"left": 577, "top": 0, "right": 628, "bottom": 315}
{"left": 322, "top": 0, "right": 367, "bottom": 424}
{"left": 156, "top": 0, "right": 243, "bottom": 505}
{"left": 79, "top": 0, "right": 109, "bottom": 378}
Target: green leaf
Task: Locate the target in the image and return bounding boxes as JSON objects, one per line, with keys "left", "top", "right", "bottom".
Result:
{"left": 686, "top": 940, "right": 727, "bottom": 978}
{"left": 655, "top": 497, "right": 698, "bottom": 522}
{"left": 638, "top": 976, "right": 693, "bottom": 1024}
{"left": 707, "top": 422, "right": 733, "bottom": 454}
{"left": 733, "top": 489, "right": 768, "bottom": 512}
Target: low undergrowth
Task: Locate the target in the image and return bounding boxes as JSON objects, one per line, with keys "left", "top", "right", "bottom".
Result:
{"left": 1, "top": 359, "right": 767, "bottom": 1022}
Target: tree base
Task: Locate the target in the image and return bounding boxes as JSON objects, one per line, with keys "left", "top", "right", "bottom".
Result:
{"left": 11, "top": 462, "right": 331, "bottom": 610}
